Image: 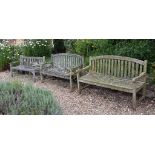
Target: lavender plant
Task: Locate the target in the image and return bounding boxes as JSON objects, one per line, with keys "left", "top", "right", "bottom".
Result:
{"left": 0, "top": 81, "right": 62, "bottom": 115}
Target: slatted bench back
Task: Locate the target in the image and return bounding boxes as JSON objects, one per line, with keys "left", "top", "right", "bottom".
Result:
{"left": 52, "top": 53, "right": 84, "bottom": 69}
{"left": 20, "top": 55, "right": 45, "bottom": 67}
{"left": 89, "top": 55, "right": 147, "bottom": 78}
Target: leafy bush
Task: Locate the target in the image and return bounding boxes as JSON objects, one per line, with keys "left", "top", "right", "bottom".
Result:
{"left": 73, "top": 39, "right": 155, "bottom": 71}
{"left": 0, "top": 81, "right": 62, "bottom": 115}
{"left": 22, "top": 39, "right": 53, "bottom": 57}
{"left": 64, "top": 39, "right": 77, "bottom": 52}
{"left": 0, "top": 42, "right": 22, "bottom": 71}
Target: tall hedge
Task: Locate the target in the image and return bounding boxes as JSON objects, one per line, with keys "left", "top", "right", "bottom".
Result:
{"left": 71, "top": 39, "right": 155, "bottom": 71}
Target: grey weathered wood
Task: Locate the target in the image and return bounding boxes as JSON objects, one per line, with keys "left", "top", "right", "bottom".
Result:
{"left": 41, "top": 53, "right": 84, "bottom": 91}
{"left": 77, "top": 55, "right": 147, "bottom": 110}
{"left": 10, "top": 55, "right": 45, "bottom": 82}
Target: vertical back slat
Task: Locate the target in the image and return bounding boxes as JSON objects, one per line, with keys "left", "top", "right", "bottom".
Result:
{"left": 111, "top": 59, "right": 114, "bottom": 76}
{"left": 117, "top": 59, "right": 121, "bottom": 77}
{"left": 114, "top": 59, "right": 117, "bottom": 77}
{"left": 96, "top": 60, "right": 98, "bottom": 73}
{"left": 128, "top": 61, "right": 131, "bottom": 78}
{"left": 124, "top": 61, "right": 127, "bottom": 78}
{"left": 105, "top": 59, "right": 108, "bottom": 75}
{"left": 99, "top": 59, "right": 102, "bottom": 73}
{"left": 97, "top": 60, "right": 100, "bottom": 73}
{"left": 131, "top": 62, "right": 135, "bottom": 78}
{"left": 143, "top": 60, "right": 147, "bottom": 73}
{"left": 135, "top": 63, "right": 139, "bottom": 76}
{"left": 120, "top": 60, "right": 124, "bottom": 78}
{"left": 102, "top": 59, "right": 105, "bottom": 75}
{"left": 108, "top": 59, "right": 111, "bottom": 75}
{"left": 92, "top": 60, "right": 95, "bottom": 72}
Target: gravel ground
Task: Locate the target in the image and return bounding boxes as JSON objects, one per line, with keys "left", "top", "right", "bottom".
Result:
{"left": 0, "top": 70, "right": 155, "bottom": 115}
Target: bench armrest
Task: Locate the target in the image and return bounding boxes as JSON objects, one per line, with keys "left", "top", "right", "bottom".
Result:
{"left": 70, "top": 65, "right": 83, "bottom": 73}
{"left": 76, "top": 65, "right": 91, "bottom": 78}
{"left": 132, "top": 72, "right": 146, "bottom": 83}
{"left": 76, "top": 65, "right": 91, "bottom": 74}
{"left": 40, "top": 63, "right": 53, "bottom": 70}
{"left": 10, "top": 61, "right": 20, "bottom": 67}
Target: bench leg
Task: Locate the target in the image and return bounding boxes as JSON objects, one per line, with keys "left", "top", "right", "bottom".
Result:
{"left": 70, "top": 76, "right": 73, "bottom": 92}
{"left": 41, "top": 73, "right": 43, "bottom": 82}
{"left": 33, "top": 72, "right": 36, "bottom": 82}
{"left": 77, "top": 80, "right": 81, "bottom": 94}
{"left": 132, "top": 90, "right": 137, "bottom": 110}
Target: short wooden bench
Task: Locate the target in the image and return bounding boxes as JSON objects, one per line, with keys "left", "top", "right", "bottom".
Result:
{"left": 77, "top": 55, "right": 147, "bottom": 110}
{"left": 40, "top": 53, "right": 84, "bottom": 91}
{"left": 10, "top": 55, "right": 45, "bottom": 81}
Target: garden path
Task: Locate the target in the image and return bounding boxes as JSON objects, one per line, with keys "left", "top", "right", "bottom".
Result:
{"left": 0, "top": 71, "right": 155, "bottom": 115}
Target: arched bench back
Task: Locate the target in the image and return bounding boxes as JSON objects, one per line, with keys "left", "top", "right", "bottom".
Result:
{"left": 89, "top": 55, "right": 147, "bottom": 78}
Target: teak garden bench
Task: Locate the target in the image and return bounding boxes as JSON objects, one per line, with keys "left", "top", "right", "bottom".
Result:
{"left": 10, "top": 55, "right": 45, "bottom": 81}
{"left": 77, "top": 55, "right": 147, "bottom": 110}
{"left": 40, "top": 53, "right": 84, "bottom": 91}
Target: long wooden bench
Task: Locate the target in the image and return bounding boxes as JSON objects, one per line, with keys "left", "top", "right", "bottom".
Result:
{"left": 77, "top": 55, "right": 147, "bottom": 110}
{"left": 10, "top": 55, "right": 45, "bottom": 81}
{"left": 40, "top": 53, "right": 84, "bottom": 91}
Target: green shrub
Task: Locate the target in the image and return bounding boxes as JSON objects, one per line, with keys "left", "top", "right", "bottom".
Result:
{"left": 0, "top": 81, "right": 62, "bottom": 115}
{"left": 73, "top": 39, "right": 155, "bottom": 72}
{"left": 22, "top": 39, "right": 53, "bottom": 57}
{"left": 0, "top": 42, "right": 22, "bottom": 71}
{"left": 64, "top": 39, "right": 77, "bottom": 52}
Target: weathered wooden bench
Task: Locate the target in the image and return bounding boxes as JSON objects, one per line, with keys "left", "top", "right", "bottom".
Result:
{"left": 40, "top": 53, "right": 84, "bottom": 91}
{"left": 77, "top": 55, "right": 147, "bottom": 110}
{"left": 10, "top": 55, "right": 45, "bottom": 81}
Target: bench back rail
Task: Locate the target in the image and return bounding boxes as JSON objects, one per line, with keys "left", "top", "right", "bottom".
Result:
{"left": 89, "top": 55, "right": 147, "bottom": 78}
{"left": 20, "top": 55, "right": 45, "bottom": 67}
{"left": 51, "top": 53, "right": 84, "bottom": 69}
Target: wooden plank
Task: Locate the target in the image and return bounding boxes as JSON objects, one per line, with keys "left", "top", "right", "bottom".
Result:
{"left": 128, "top": 61, "right": 131, "bottom": 78}
{"left": 121, "top": 60, "right": 124, "bottom": 78}
{"left": 99, "top": 59, "right": 102, "bottom": 73}
{"left": 131, "top": 62, "right": 135, "bottom": 78}
{"left": 92, "top": 60, "right": 95, "bottom": 72}
{"left": 102, "top": 59, "right": 105, "bottom": 75}
{"left": 105, "top": 59, "right": 108, "bottom": 75}
{"left": 94, "top": 60, "right": 96, "bottom": 72}
{"left": 124, "top": 61, "right": 127, "bottom": 78}
{"left": 114, "top": 59, "right": 117, "bottom": 77}
{"left": 117, "top": 59, "right": 121, "bottom": 77}
{"left": 96, "top": 60, "right": 99, "bottom": 73}
{"left": 143, "top": 60, "right": 147, "bottom": 73}
{"left": 135, "top": 63, "right": 139, "bottom": 76}
{"left": 108, "top": 59, "right": 111, "bottom": 75}
{"left": 111, "top": 59, "right": 114, "bottom": 76}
